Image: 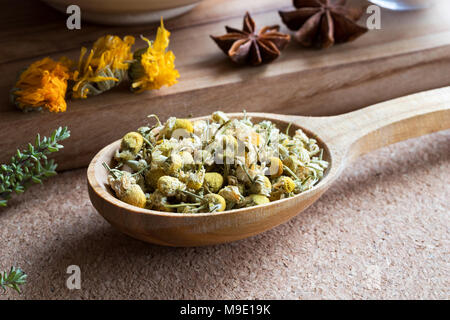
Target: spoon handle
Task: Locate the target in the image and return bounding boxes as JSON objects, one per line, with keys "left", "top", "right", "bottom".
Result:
{"left": 308, "top": 86, "right": 450, "bottom": 161}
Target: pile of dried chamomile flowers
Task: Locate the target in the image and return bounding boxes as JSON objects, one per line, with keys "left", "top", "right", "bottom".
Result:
{"left": 103, "top": 111, "right": 328, "bottom": 213}
{"left": 10, "top": 19, "right": 179, "bottom": 113}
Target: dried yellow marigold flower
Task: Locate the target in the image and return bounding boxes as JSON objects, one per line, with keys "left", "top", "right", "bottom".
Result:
{"left": 129, "top": 19, "right": 180, "bottom": 92}
{"left": 72, "top": 35, "right": 135, "bottom": 99}
{"left": 11, "top": 57, "right": 71, "bottom": 113}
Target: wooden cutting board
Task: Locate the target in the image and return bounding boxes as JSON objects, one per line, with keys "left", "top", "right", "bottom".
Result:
{"left": 1, "top": 0, "right": 449, "bottom": 170}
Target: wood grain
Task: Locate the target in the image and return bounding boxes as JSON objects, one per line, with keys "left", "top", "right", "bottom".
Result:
{"left": 1, "top": 0, "right": 450, "bottom": 170}
{"left": 87, "top": 87, "right": 450, "bottom": 246}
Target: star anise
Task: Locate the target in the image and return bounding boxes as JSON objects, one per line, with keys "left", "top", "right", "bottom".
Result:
{"left": 279, "top": 0, "right": 368, "bottom": 49}
{"left": 211, "top": 12, "right": 291, "bottom": 66}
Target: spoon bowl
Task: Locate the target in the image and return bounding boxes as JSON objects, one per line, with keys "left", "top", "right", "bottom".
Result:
{"left": 88, "top": 87, "right": 450, "bottom": 246}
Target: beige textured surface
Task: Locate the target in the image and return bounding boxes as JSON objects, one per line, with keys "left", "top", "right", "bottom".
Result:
{"left": 1, "top": 131, "right": 449, "bottom": 300}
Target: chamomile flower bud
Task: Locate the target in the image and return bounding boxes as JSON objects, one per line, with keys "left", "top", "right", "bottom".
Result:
{"left": 203, "top": 194, "right": 226, "bottom": 212}
{"left": 121, "top": 132, "right": 144, "bottom": 154}
{"left": 244, "top": 194, "right": 270, "bottom": 207}
{"left": 114, "top": 149, "right": 136, "bottom": 162}
{"left": 270, "top": 176, "right": 296, "bottom": 201}
{"left": 274, "top": 176, "right": 296, "bottom": 193}
{"left": 251, "top": 175, "right": 272, "bottom": 197}
{"left": 181, "top": 169, "right": 205, "bottom": 191}
{"left": 107, "top": 169, "right": 146, "bottom": 208}
{"left": 157, "top": 176, "right": 186, "bottom": 197}
{"left": 211, "top": 111, "right": 230, "bottom": 124}
{"left": 160, "top": 118, "right": 194, "bottom": 139}
{"left": 218, "top": 186, "right": 244, "bottom": 209}
{"left": 148, "top": 190, "right": 174, "bottom": 212}
{"left": 204, "top": 172, "right": 224, "bottom": 193}
{"left": 167, "top": 153, "right": 183, "bottom": 174}
{"left": 120, "top": 184, "right": 147, "bottom": 208}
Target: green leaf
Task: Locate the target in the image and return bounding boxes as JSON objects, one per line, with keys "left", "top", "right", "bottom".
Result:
{"left": 0, "top": 267, "right": 27, "bottom": 294}
{"left": 31, "top": 176, "right": 42, "bottom": 184}
{"left": 47, "top": 146, "right": 59, "bottom": 153}
{"left": 35, "top": 134, "right": 41, "bottom": 147}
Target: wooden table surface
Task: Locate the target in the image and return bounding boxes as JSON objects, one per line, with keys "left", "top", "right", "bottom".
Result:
{"left": 1, "top": 0, "right": 450, "bottom": 170}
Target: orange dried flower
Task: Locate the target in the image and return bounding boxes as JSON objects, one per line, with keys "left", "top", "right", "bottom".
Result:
{"left": 11, "top": 57, "right": 71, "bottom": 113}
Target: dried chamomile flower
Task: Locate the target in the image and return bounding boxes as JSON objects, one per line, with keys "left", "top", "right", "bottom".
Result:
{"left": 244, "top": 194, "right": 270, "bottom": 207}
{"left": 11, "top": 57, "right": 71, "bottom": 113}
{"left": 179, "top": 151, "right": 195, "bottom": 169}
{"left": 218, "top": 186, "right": 244, "bottom": 209}
{"left": 274, "top": 176, "right": 296, "bottom": 193}
{"left": 212, "top": 111, "right": 230, "bottom": 124}
{"left": 235, "top": 164, "right": 256, "bottom": 184}
{"left": 166, "top": 153, "right": 184, "bottom": 174}
{"left": 159, "top": 118, "right": 194, "bottom": 139}
{"left": 154, "top": 140, "right": 173, "bottom": 156}
{"left": 268, "top": 157, "right": 283, "bottom": 177}
{"left": 121, "top": 132, "right": 144, "bottom": 154}
{"left": 202, "top": 194, "right": 226, "bottom": 212}
{"left": 294, "top": 129, "right": 309, "bottom": 143}
{"left": 294, "top": 147, "right": 311, "bottom": 164}
{"left": 204, "top": 172, "right": 224, "bottom": 193}
{"left": 283, "top": 155, "right": 309, "bottom": 179}
{"left": 114, "top": 150, "right": 136, "bottom": 162}
{"left": 129, "top": 19, "right": 180, "bottom": 93}
{"left": 250, "top": 175, "right": 272, "bottom": 197}
{"left": 180, "top": 168, "right": 206, "bottom": 191}
{"left": 125, "top": 159, "right": 148, "bottom": 172}
{"left": 270, "top": 176, "right": 296, "bottom": 201}
{"left": 104, "top": 164, "right": 146, "bottom": 208}
{"left": 148, "top": 190, "right": 173, "bottom": 212}
{"left": 72, "top": 35, "right": 134, "bottom": 99}
{"left": 157, "top": 176, "right": 186, "bottom": 197}
{"left": 121, "top": 184, "right": 147, "bottom": 208}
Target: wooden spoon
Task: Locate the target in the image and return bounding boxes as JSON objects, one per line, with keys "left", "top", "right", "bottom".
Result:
{"left": 87, "top": 87, "right": 450, "bottom": 247}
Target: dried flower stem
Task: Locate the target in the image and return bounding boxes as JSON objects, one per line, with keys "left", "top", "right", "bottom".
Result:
{"left": 282, "top": 165, "right": 300, "bottom": 181}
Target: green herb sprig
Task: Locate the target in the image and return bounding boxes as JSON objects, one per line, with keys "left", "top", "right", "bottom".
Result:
{"left": 0, "top": 127, "right": 70, "bottom": 206}
{"left": 1, "top": 267, "right": 27, "bottom": 294}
